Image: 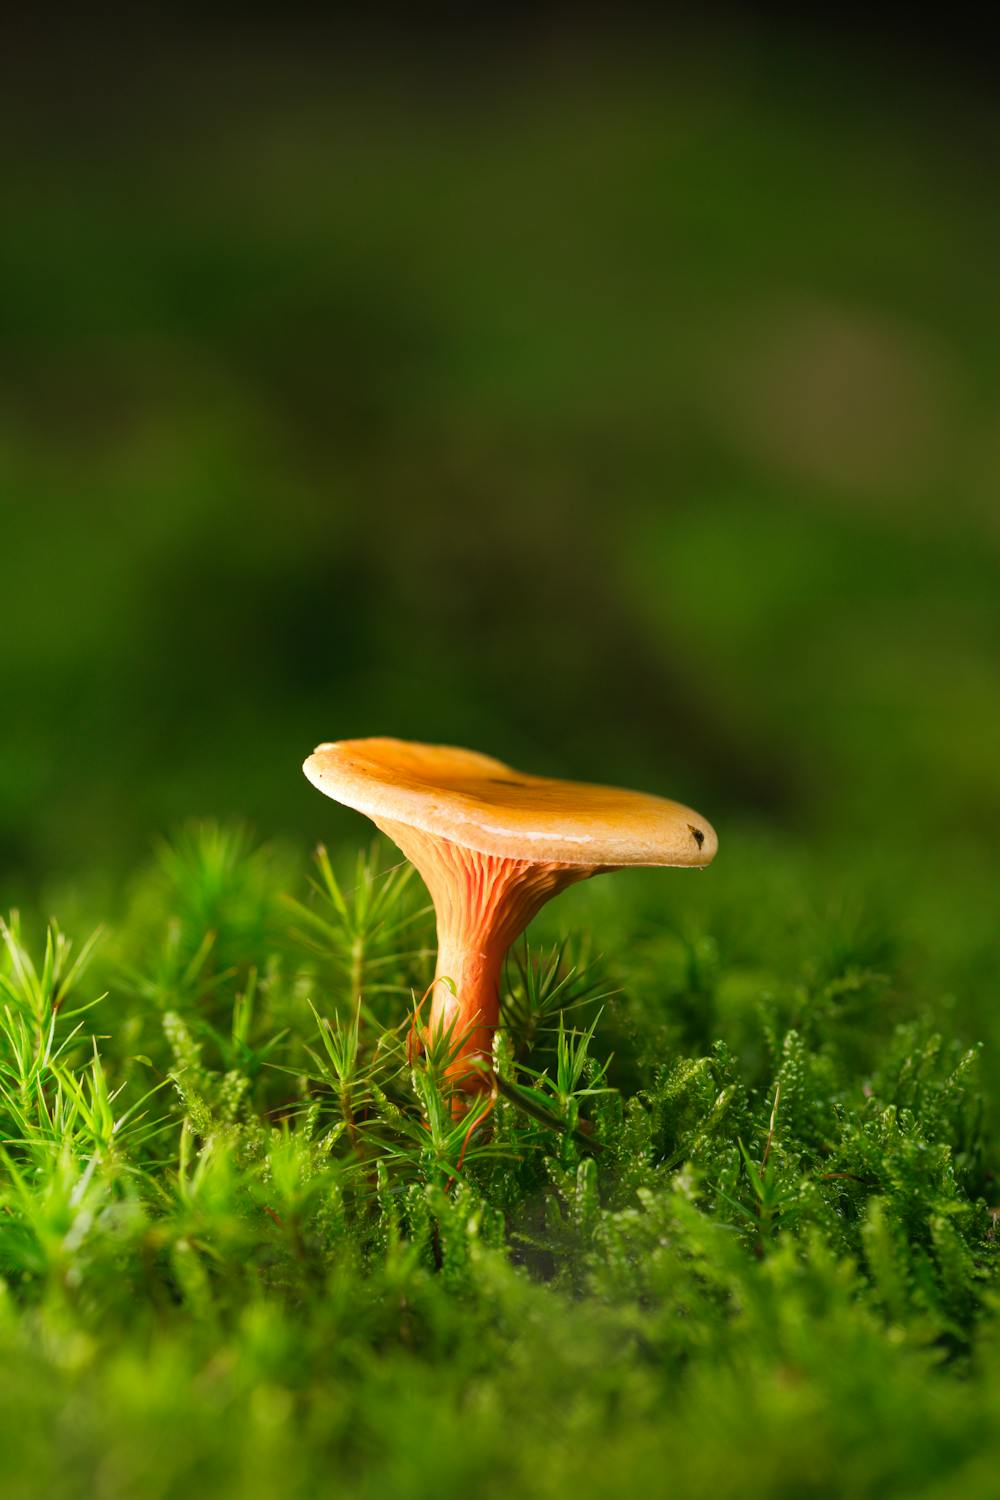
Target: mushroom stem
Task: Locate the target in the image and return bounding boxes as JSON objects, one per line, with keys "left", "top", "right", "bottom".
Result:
{"left": 375, "top": 818, "right": 590, "bottom": 1098}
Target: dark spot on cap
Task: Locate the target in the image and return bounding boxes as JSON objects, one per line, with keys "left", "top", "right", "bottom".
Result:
{"left": 688, "top": 825, "right": 705, "bottom": 849}
{"left": 487, "top": 777, "right": 530, "bottom": 787}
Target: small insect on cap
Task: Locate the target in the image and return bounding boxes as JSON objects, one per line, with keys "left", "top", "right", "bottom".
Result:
{"left": 302, "top": 737, "right": 718, "bottom": 870}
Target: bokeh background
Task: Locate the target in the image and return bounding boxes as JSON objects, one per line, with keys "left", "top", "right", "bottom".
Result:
{"left": 2, "top": 13, "right": 998, "bottom": 1044}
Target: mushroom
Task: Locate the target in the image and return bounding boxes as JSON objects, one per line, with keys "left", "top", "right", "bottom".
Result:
{"left": 302, "top": 738, "right": 717, "bottom": 1101}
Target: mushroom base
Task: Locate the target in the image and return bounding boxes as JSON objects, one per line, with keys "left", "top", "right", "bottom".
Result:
{"left": 374, "top": 818, "right": 593, "bottom": 1098}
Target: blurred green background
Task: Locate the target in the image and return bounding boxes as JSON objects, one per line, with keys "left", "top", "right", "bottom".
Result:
{"left": 2, "top": 19, "right": 998, "bottom": 979}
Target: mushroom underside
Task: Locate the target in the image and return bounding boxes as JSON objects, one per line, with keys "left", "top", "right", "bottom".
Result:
{"left": 375, "top": 817, "right": 597, "bottom": 1091}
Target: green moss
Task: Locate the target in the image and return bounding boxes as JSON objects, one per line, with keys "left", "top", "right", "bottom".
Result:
{"left": 0, "top": 825, "right": 996, "bottom": 1498}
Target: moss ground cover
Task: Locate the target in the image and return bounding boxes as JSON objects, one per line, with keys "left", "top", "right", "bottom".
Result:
{"left": 0, "top": 823, "right": 996, "bottom": 1499}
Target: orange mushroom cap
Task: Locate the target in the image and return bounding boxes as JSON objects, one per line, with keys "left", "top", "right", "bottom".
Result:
{"left": 302, "top": 738, "right": 718, "bottom": 870}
